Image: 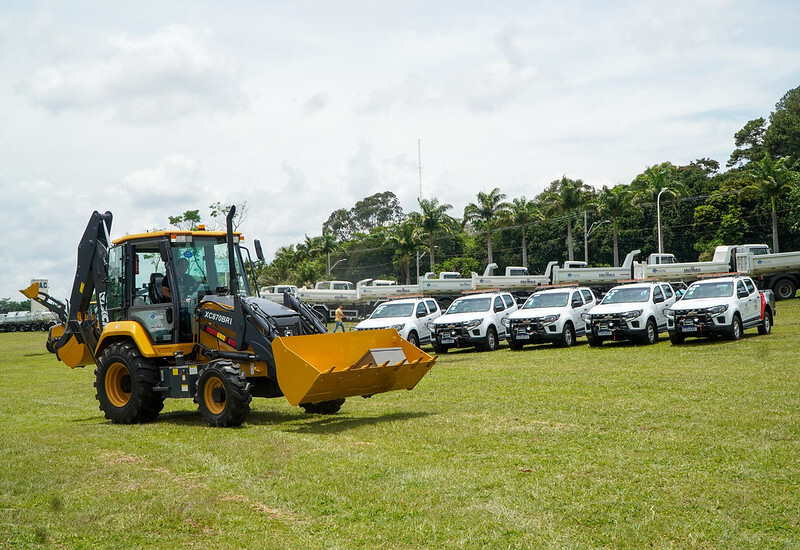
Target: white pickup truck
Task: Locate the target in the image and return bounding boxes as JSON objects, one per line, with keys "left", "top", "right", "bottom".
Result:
{"left": 664, "top": 275, "right": 775, "bottom": 343}
{"left": 582, "top": 281, "right": 677, "bottom": 346}
{"left": 502, "top": 286, "right": 598, "bottom": 349}
{"left": 354, "top": 297, "right": 442, "bottom": 347}
{"left": 427, "top": 291, "right": 518, "bottom": 353}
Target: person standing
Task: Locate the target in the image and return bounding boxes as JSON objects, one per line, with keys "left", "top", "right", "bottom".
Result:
{"left": 333, "top": 305, "right": 347, "bottom": 332}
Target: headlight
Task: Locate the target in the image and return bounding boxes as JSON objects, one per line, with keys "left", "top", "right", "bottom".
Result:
{"left": 391, "top": 323, "right": 406, "bottom": 332}
{"left": 426, "top": 322, "right": 436, "bottom": 331}
{"left": 464, "top": 318, "right": 482, "bottom": 328}
{"left": 708, "top": 304, "right": 728, "bottom": 315}
{"left": 501, "top": 317, "right": 511, "bottom": 328}
{"left": 581, "top": 312, "right": 592, "bottom": 322}
{"left": 664, "top": 309, "right": 675, "bottom": 319}
{"left": 538, "top": 314, "right": 560, "bottom": 324}
{"left": 620, "top": 309, "right": 643, "bottom": 320}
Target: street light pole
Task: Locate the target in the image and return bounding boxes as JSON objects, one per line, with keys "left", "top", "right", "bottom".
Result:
{"left": 585, "top": 219, "right": 611, "bottom": 264}
{"left": 657, "top": 187, "right": 668, "bottom": 255}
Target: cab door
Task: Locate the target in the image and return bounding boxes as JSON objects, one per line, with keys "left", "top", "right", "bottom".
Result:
{"left": 739, "top": 279, "right": 760, "bottom": 323}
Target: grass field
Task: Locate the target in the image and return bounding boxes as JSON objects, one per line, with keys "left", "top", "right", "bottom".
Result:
{"left": 2, "top": 302, "right": 799, "bottom": 549}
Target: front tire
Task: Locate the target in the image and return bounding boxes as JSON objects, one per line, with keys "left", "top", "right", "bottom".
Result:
{"left": 482, "top": 327, "right": 499, "bottom": 351}
{"left": 557, "top": 322, "right": 576, "bottom": 348}
{"left": 197, "top": 361, "right": 251, "bottom": 427}
{"left": 758, "top": 310, "right": 773, "bottom": 335}
{"left": 773, "top": 278, "right": 797, "bottom": 301}
{"left": 669, "top": 331, "right": 685, "bottom": 345}
{"left": 587, "top": 333, "right": 603, "bottom": 347}
{"left": 728, "top": 313, "right": 743, "bottom": 341}
{"left": 406, "top": 331, "right": 419, "bottom": 348}
{"left": 95, "top": 341, "right": 164, "bottom": 424}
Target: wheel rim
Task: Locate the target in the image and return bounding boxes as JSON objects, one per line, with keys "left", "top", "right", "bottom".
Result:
{"left": 203, "top": 376, "right": 226, "bottom": 415}
{"left": 765, "top": 315, "right": 771, "bottom": 332}
{"left": 648, "top": 323, "right": 655, "bottom": 343}
{"left": 565, "top": 328, "right": 573, "bottom": 346}
{"left": 106, "top": 362, "right": 131, "bottom": 408}
{"left": 488, "top": 332, "right": 496, "bottom": 350}
{"left": 734, "top": 320, "right": 741, "bottom": 339}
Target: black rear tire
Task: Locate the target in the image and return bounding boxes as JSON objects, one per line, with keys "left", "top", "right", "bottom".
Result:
{"left": 95, "top": 341, "right": 164, "bottom": 424}
{"left": 773, "top": 278, "right": 797, "bottom": 301}
{"left": 509, "top": 338, "right": 525, "bottom": 351}
{"left": 640, "top": 318, "right": 658, "bottom": 345}
{"left": 557, "top": 322, "right": 576, "bottom": 348}
{"left": 406, "top": 331, "right": 419, "bottom": 348}
{"left": 197, "top": 361, "right": 252, "bottom": 427}
{"left": 482, "top": 327, "right": 499, "bottom": 351}
{"left": 587, "top": 334, "right": 603, "bottom": 347}
{"left": 669, "top": 331, "right": 685, "bottom": 345}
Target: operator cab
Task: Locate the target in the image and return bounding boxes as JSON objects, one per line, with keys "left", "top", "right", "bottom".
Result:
{"left": 106, "top": 231, "right": 249, "bottom": 344}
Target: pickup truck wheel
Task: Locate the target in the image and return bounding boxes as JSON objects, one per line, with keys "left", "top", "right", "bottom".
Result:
{"left": 587, "top": 334, "right": 603, "bottom": 347}
{"left": 558, "top": 322, "right": 576, "bottom": 348}
{"left": 773, "top": 278, "right": 797, "bottom": 300}
{"left": 406, "top": 331, "right": 419, "bottom": 348}
{"left": 509, "top": 338, "right": 525, "bottom": 351}
{"left": 483, "top": 327, "right": 499, "bottom": 352}
{"left": 669, "top": 332, "right": 685, "bottom": 345}
{"left": 640, "top": 319, "right": 658, "bottom": 345}
{"left": 728, "top": 314, "right": 743, "bottom": 341}
{"left": 758, "top": 310, "right": 773, "bottom": 335}
{"left": 432, "top": 342, "right": 449, "bottom": 354}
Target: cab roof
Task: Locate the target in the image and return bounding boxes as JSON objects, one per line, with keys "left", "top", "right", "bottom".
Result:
{"left": 112, "top": 229, "right": 242, "bottom": 246}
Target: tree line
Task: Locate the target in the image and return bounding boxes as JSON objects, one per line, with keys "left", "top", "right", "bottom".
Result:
{"left": 260, "top": 87, "right": 800, "bottom": 288}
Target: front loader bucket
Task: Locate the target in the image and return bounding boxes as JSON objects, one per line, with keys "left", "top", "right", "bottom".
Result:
{"left": 271, "top": 329, "right": 437, "bottom": 406}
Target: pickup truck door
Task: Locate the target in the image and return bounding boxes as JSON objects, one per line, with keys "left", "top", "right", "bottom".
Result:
{"left": 739, "top": 279, "right": 760, "bottom": 323}
{"left": 417, "top": 301, "right": 433, "bottom": 341}
{"left": 652, "top": 285, "right": 670, "bottom": 330}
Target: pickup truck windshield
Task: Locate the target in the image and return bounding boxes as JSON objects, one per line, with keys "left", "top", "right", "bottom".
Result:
{"left": 370, "top": 303, "right": 414, "bottom": 318}
{"left": 683, "top": 282, "right": 733, "bottom": 300}
{"left": 602, "top": 287, "right": 651, "bottom": 304}
{"left": 447, "top": 297, "right": 491, "bottom": 314}
{"left": 523, "top": 292, "right": 568, "bottom": 309}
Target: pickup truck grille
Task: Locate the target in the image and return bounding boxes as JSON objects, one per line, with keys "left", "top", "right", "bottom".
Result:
{"left": 509, "top": 320, "right": 546, "bottom": 333}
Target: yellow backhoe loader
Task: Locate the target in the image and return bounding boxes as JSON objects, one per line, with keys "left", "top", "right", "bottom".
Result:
{"left": 23, "top": 208, "right": 435, "bottom": 426}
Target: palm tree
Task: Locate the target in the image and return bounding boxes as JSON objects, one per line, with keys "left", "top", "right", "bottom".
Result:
{"left": 508, "top": 197, "right": 541, "bottom": 267}
{"left": 412, "top": 197, "right": 456, "bottom": 270}
{"left": 383, "top": 219, "right": 424, "bottom": 284}
{"left": 540, "top": 176, "right": 593, "bottom": 261}
{"left": 630, "top": 164, "right": 686, "bottom": 253}
{"left": 310, "top": 231, "right": 341, "bottom": 274}
{"left": 748, "top": 154, "right": 799, "bottom": 252}
{"left": 598, "top": 185, "right": 640, "bottom": 266}
{"left": 462, "top": 188, "right": 513, "bottom": 265}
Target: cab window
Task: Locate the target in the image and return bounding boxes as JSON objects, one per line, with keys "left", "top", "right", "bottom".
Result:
{"left": 416, "top": 302, "right": 427, "bottom": 317}
{"left": 425, "top": 299, "right": 439, "bottom": 313}
{"left": 653, "top": 286, "right": 663, "bottom": 302}
{"left": 581, "top": 289, "right": 594, "bottom": 303}
{"left": 662, "top": 284, "right": 674, "bottom": 299}
{"left": 744, "top": 279, "right": 756, "bottom": 294}
{"left": 502, "top": 294, "right": 514, "bottom": 308}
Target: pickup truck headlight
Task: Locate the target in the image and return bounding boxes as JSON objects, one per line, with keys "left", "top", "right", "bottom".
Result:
{"left": 538, "top": 314, "right": 560, "bottom": 324}
{"left": 501, "top": 317, "right": 511, "bottom": 328}
{"left": 464, "top": 318, "right": 482, "bottom": 328}
{"left": 581, "top": 312, "right": 592, "bottom": 322}
{"left": 426, "top": 322, "right": 437, "bottom": 331}
{"left": 391, "top": 323, "right": 406, "bottom": 332}
{"left": 664, "top": 309, "right": 675, "bottom": 319}
{"left": 620, "top": 309, "right": 643, "bottom": 320}
{"left": 708, "top": 304, "right": 728, "bottom": 316}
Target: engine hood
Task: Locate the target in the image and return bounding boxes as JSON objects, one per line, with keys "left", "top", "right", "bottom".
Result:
{"left": 508, "top": 306, "right": 564, "bottom": 320}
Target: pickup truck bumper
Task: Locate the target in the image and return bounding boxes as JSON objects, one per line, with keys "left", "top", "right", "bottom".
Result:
{"left": 585, "top": 317, "right": 648, "bottom": 342}
{"left": 432, "top": 326, "right": 486, "bottom": 348}
{"left": 507, "top": 322, "right": 559, "bottom": 344}
{"left": 667, "top": 312, "right": 731, "bottom": 337}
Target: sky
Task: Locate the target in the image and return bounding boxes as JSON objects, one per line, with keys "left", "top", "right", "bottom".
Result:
{"left": 2, "top": 0, "right": 800, "bottom": 303}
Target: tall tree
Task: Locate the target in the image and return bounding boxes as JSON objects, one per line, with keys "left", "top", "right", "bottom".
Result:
{"left": 508, "top": 197, "right": 541, "bottom": 267}
{"left": 598, "top": 185, "right": 640, "bottom": 266}
{"left": 383, "top": 219, "right": 424, "bottom": 284}
{"left": 412, "top": 197, "right": 456, "bottom": 270}
{"left": 539, "top": 176, "right": 593, "bottom": 261}
{"left": 311, "top": 231, "right": 341, "bottom": 274}
{"left": 727, "top": 118, "right": 767, "bottom": 168}
{"left": 764, "top": 86, "right": 800, "bottom": 168}
{"left": 747, "top": 154, "right": 799, "bottom": 252}
{"left": 462, "top": 188, "right": 513, "bottom": 265}
{"left": 630, "top": 164, "right": 686, "bottom": 254}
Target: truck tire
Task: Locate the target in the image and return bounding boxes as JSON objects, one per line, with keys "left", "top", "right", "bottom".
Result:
{"left": 406, "top": 331, "right": 419, "bottom": 348}
{"left": 773, "top": 278, "right": 797, "bottom": 301}
{"left": 640, "top": 318, "right": 658, "bottom": 345}
{"left": 432, "top": 342, "right": 449, "bottom": 354}
{"left": 95, "top": 341, "right": 164, "bottom": 424}
{"left": 557, "top": 322, "right": 576, "bottom": 348}
{"left": 301, "top": 398, "right": 345, "bottom": 414}
{"left": 669, "top": 331, "right": 685, "bottom": 345}
{"left": 482, "top": 327, "right": 499, "bottom": 352}
{"left": 758, "top": 309, "right": 773, "bottom": 335}
{"left": 197, "top": 361, "right": 252, "bottom": 427}
{"left": 728, "top": 313, "right": 743, "bottom": 341}
{"left": 587, "top": 333, "right": 603, "bottom": 347}
{"left": 508, "top": 338, "right": 525, "bottom": 351}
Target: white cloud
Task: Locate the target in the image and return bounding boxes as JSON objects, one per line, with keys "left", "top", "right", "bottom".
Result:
{"left": 16, "top": 24, "right": 247, "bottom": 123}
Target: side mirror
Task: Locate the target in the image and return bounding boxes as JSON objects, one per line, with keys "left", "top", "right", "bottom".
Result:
{"left": 417, "top": 310, "right": 426, "bottom": 318}
{"left": 159, "top": 240, "right": 173, "bottom": 263}
{"left": 494, "top": 305, "right": 504, "bottom": 312}
{"left": 572, "top": 298, "right": 583, "bottom": 308}
{"left": 653, "top": 295, "right": 664, "bottom": 304}
{"left": 738, "top": 289, "right": 748, "bottom": 298}
{"left": 254, "top": 239, "right": 265, "bottom": 263}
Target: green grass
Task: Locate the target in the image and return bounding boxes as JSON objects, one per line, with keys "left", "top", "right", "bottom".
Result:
{"left": 2, "top": 303, "right": 799, "bottom": 549}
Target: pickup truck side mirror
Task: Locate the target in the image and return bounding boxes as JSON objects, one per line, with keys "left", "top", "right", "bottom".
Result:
{"left": 416, "top": 310, "right": 426, "bottom": 318}
{"left": 572, "top": 298, "right": 583, "bottom": 308}
{"left": 494, "top": 305, "right": 504, "bottom": 312}
{"left": 653, "top": 295, "right": 664, "bottom": 304}
{"left": 738, "top": 289, "right": 749, "bottom": 298}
